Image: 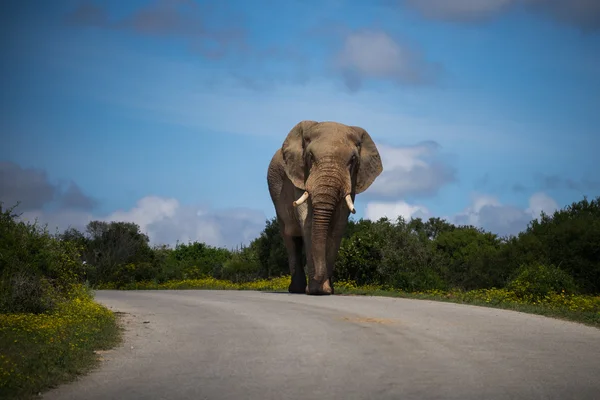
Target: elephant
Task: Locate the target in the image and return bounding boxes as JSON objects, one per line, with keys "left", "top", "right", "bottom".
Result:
{"left": 267, "top": 120, "right": 383, "bottom": 295}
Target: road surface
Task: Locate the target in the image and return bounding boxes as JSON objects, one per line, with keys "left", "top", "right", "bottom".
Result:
{"left": 44, "top": 290, "right": 600, "bottom": 400}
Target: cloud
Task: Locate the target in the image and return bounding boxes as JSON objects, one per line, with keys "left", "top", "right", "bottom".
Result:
{"left": 511, "top": 174, "right": 600, "bottom": 194}
{"left": 526, "top": 192, "right": 559, "bottom": 219}
{"left": 100, "top": 196, "right": 267, "bottom": 248}
{"left": 64, "top": 0, "right": 246, "bottom": 59}
{"left": 333, "top": 29, "right": 441, "bottom": 91}
{"left": 365, "top": 200, "right": 430, "bottom": 221}
{"left": 402, "top": 0, "right": 517, "bottom": 22}
{"left": 0, "top": 161, "right": 96, "bottom": 212}
{"left": 61, "top": 1, "right": 309, "bottom": 89}
{"left": 368, "top": 141, "right": 456, "bottom": 199}
{"left": 364, "top": 192, "right": 559, "bottom": 236}
{"left": 399, "top": 0, "right": 600, "bottom": 30}
{"left": 528, "top": 0, "right": 600, "bottom": 31}
{"left": 2, "top": 161, "right": 265, "bottom": 248}
{"left": 535, "top": 174, "right": 600, "bottom": 192}
{"left": 451, "top": 192, "right": 559, "bottom": 236}
{"left": 18, "top": 195, "right": 267, "bottom": 249}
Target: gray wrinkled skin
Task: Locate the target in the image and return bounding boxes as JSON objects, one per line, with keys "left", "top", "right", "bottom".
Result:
{"left": 267, "top": 121, "right": 383, "bottom": 295}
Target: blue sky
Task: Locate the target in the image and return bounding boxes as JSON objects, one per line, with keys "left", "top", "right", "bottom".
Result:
{"left": 1, "top": 0, "right": 599, "bottom": 248}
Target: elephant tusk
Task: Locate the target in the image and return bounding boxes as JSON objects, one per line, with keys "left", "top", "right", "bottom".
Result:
{"left": 293, "top": 191, "right": 309, "bottom": 207}
{"left": 345, "top": 194, "right": 356, "bottom": 214}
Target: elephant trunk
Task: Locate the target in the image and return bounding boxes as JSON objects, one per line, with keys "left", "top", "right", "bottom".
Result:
{"left": 309, "top": 199, "right": 335, "bottom": 295}
{"left": 306, "top": 162, "right": 349, "bottom": 295}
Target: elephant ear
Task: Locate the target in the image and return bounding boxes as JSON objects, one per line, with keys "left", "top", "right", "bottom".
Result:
{"left": 281, "top": 120, "right": 318, "bottom": 189}
{"left": 352, "top": 126, "right": 383, "bottom": 194}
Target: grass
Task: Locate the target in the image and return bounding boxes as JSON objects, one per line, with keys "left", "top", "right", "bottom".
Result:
{"left": 0, "top": 286, "right": 122, "bottom": 400}
{"left": 97, "top": 276, "right": 600, "bottom": 329}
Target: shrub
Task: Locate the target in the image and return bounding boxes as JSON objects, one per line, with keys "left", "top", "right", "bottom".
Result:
{"left": 376, "top": 217, "right": 447, "bottom": 291}
{"left": 391, "top": 269, "right": 447, "bottom": 292}
{"left": 170, "top": 241, "right": 232, "bottom": 279}
{"left": 434, "top": 226, "right": 504, "bottom": 290}
{"left": 0, "top": 204, "right": 84, "bottom": 313}
{"left": 335, "top": 229, "right": 383, "bottom": 286}
{"left": 220, "top": 248, "right": 261, "bottom": 283}
{"left": 506, "top": 263, "right": 579, "bottom": 301}
{"left": 249, "top": 218, "right": 289, "bottom": 278}
{"left": 0, "top": 285, "right": 120, "bottom": 399}
{"left": 335, "top": 217, "right": 448, "bottom": 292}
{"left": 524, "top": 196, "right": 600, "bottom": 293}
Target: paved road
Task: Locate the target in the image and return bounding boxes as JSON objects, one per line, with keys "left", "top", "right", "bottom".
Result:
{"left": 44, "top": 290, "right": 600, "bottom": 400}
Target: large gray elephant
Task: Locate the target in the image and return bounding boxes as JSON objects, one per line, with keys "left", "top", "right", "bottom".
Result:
{"left": 267, "top": 120, "right": 383, "bottom": 295}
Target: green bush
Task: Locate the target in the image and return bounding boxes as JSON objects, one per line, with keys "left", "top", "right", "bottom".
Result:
{"left": 0, "top": 204, "right": 84, "bottom": 313}
{"left": 376, "top": 217, "right": 448, "bottom": 291}
{"left": 506, "top": 263, "right": 579, "bottom": 301}
{"left": 109, "top": 262, "right": 163, "bottom": 288}
{"left": 335, "top": 217, "right": 448, "bottom": 292}
{"left": 524, "top": 196, "right": 600, "bottom": 294}
{"left": 171, "top": 241, "right": 232, "bottom": 279}
{"left": 434, "top": 226, "right": 504, "bottom": 290}
{"left": 250, "top": 218, "right": 289, "bottom": 278}
{"left": 390, "top": 269, "right": 447, "bottom": 292}
{"left": 220, "top": 250, "right": 261, "bottom": 283}
{"left": 335, "top": 229, "right": 383, "bottom": 286}
{"left": 25, "top": 194, "right": 600, "bottom": 298}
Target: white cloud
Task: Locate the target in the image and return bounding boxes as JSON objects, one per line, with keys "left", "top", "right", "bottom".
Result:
{"left": 526, "top": 192, "right": 559, "bottom": 219}
{"left": 368, "top": 141, "right": 456, "bottom": 198}
{"left": 19, "top": 196, "right": 267, "bottom": 249}
{"left": 364, "top": 191, "right": 559, "bottom": 236}
{"left": 452, "top": 192, "right": 559, "bottom": 235}
{"left": 365, "top": 200, "right": 430, "bottom": 221}
{"left": 334, "top": 29, "right": 440, "bottom": 91}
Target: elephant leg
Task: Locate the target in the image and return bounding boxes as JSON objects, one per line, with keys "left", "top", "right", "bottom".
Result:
{"left": 284, "top": 234, "right": 306, "bottom": 294}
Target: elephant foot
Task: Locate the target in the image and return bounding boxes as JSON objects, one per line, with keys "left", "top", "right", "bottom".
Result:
{"left": 306, "top": 279, "right": 334, "bottom": 296}
{"left": 288, "top": 276, "right": 307, "bottom": 294}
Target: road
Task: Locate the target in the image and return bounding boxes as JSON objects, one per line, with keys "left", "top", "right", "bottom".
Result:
{"left": 44, "top": 290, "right": 600, "bottom": 400}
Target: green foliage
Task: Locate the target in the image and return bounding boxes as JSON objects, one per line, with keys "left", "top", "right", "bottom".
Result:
{"left": 434, "top": 226, "right": 505, "bottom": 290}
{"left": 0, "top": 204, "right": 121, "bottom": 398}
{"left": 507, "top": 263, "right": 579, "bottom": 301}
{"left": 336, "top": 217, "right": 447, "bottom": 291}
{"left": 523, "top": 196, "right": 600, "bottom": 293}
{"left": 9, "top": 194, "right": 600, "bottom": 298}
{"left": 0, "top": 287, "right": 120, "bottom": 399}
{"left": 250, "top": 218, "right": 289, "bottom": 278}
{"left": 221, "top": 248, "right": 261, "bottom": 283}
{"left": 80, "top": 221, "right": 154, "bottom": 284}
{"left": 336, "top": 224, "right": 383, "bottom": 286}
{"left": 0, "top": 203, "right": 85, "bottom": 314}
{"left": 169, "top": 241, "right": 232, "bottom": 280}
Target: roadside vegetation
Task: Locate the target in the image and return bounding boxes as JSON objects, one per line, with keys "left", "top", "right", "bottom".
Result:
{"left": 1, "top": 195, "right": 599, "bottom": 397}
{"left": 0, "top": 205, "right": 121, "bottom": 400}
{"left": 55, "top": 195, "right": 600, "bottom": 327}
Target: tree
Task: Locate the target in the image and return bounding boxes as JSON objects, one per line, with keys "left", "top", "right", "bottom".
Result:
{"left": 521, "top": 196, "right": 600, "bottom": 293}
{"left": 434, "top": 225, "right": 504, "bottom": 290}
{"left": 250, "top": 218, "right": 288, "bottom": 278}
{"left": 82, "top": 221, "right": 154, "bottom": 284}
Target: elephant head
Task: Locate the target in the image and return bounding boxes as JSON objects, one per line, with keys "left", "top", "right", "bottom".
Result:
{"left": 280, "top": 120, "right": 383, "bottom": 294}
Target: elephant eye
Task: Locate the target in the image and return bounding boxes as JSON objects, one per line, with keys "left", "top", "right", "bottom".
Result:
{"left": 349, "top": 154, "right": 357, "bottom": 166}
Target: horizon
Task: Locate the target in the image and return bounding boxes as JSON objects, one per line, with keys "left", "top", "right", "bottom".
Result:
{"left": 2, "top": 0, "right": 599, "bottom": 248}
